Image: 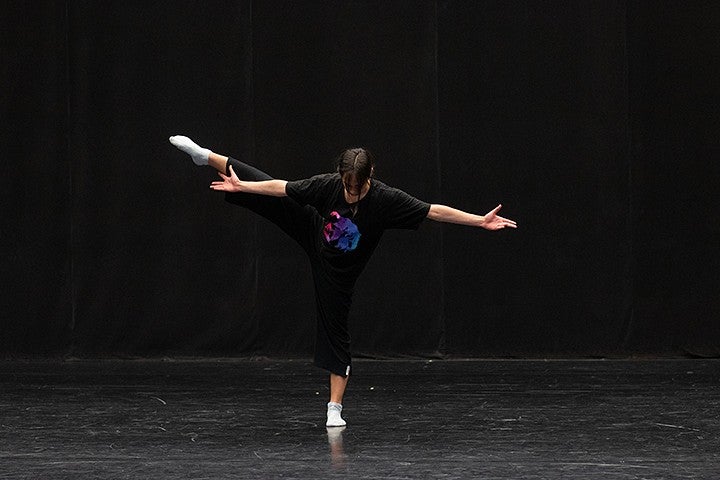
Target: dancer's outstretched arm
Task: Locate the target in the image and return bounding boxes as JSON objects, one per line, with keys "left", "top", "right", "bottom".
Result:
{"left": 427, "top": 204, "right": 517, "bottom": 230}
{"left": 210, "top": 164, "right": 288, "bottom": 197}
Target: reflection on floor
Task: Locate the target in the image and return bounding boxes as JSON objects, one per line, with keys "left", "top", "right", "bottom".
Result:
{"left": 0, "top": 358, "right": 718, "bottom": 479}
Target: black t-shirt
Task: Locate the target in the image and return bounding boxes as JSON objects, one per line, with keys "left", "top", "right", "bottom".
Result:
{"left": 286, "top": 173, "right": 430, "bottom": 287}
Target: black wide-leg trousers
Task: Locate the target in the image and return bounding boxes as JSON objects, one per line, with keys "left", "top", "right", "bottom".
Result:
{"left": 223, "top": 158, "right": 352, "bottom": 377}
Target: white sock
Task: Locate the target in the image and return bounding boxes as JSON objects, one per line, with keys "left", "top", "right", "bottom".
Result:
{"left": 326, "top": 402, "right": 346, "bottom": 427}
{"left": 169, "top": 135, "right": 211, "bottom": 166}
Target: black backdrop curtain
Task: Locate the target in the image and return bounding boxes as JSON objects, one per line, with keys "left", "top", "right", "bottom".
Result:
{"left": 2, "top": 1, "right": 718, "bottom": 358}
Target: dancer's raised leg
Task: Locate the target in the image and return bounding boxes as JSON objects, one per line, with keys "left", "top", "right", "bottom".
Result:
{"left": 169, "top": 135, "right": 230, "bottom": 172}
{"left": 170, "top": 135, "right": 315, "bottom": 247}
{"left": 169, "top": 135, "right": 212, "bottom": 166}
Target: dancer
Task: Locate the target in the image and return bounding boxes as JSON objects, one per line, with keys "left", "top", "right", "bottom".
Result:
{"left": 169, "top": 135, "right": 517, "bottom": 427}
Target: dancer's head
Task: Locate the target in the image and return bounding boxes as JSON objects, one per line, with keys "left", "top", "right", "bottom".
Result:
{"left": 336, "top": 148, "right": 374, "bottom": 196}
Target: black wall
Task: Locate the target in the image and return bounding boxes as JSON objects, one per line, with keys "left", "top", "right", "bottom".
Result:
{"left": 439, "top": 1, "right": 633, "bottom": 355}
{"left": 627, "top": 2, "right": 720, "bottom": 356}
{"left": 2, "top": 1, "right": 718, "bottom": 358}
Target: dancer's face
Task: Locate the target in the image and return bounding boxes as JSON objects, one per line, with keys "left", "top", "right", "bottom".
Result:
{"left": 342, "top": 173, "right": 364, "bottom": 197}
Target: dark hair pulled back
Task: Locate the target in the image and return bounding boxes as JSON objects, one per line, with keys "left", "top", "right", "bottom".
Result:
{"left": 336, "top": 148, "right": 375, "bottom": 185}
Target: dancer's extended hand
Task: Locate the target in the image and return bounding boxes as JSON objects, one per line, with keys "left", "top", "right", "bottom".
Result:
{"left": 210, "top": 165, "right": 243, "bottom": 192}
{"left": 482, "top": 204, "right": 517, "bottom": 230}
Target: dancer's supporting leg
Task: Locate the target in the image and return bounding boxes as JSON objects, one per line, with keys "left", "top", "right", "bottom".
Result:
{"left": 330, "top": 374, "right": 348, "bottom": 404}
{"left": 327, "top": 374, "right": 348, "bottom": 427}
{"left": 312, "top": 274, "right": 352, "bottom": 427}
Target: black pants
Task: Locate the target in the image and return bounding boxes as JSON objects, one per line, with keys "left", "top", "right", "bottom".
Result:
{"left": 224, "top": 158, "right": 352, "bottom": 377}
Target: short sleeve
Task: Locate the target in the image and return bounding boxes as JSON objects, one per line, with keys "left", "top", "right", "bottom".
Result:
{"left": 381, "top": 187, "right": 431, "bottom": 230}
{"left": 286, "top": 174, "right": 337, "bottom": 210}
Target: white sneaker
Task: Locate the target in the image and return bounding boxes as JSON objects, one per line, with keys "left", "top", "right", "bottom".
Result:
{"left": 326, "top": 402, "right": 347, "bottom": 427}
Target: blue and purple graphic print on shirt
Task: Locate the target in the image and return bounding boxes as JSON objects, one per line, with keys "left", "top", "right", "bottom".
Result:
{"left": 323, "top": 211, "right": 361, "bottom": 252}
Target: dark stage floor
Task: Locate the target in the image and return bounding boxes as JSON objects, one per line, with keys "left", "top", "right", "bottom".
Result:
{"left": 0, "top": 358, "right": 718, "bottom": 479}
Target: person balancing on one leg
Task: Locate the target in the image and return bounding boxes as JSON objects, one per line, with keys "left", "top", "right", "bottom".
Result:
{"left": 169, "top": 135, "right": 517, "bottom": 427}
